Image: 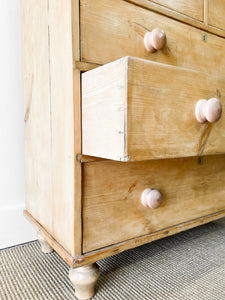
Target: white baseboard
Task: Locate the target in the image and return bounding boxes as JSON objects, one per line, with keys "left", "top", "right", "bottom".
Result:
{"left": 0, "top": 204, "right": 36, "bottom": 249}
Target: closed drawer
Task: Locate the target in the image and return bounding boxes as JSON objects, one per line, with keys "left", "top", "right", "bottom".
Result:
{"left": 81, "top": 0, "right": 225, "bottom": 76}
{"left": 209, "top": 0, "right": 225, "bottom": 31}
{"left": 82, "top": 56, "right": 225, "bottom": 161}
{"left": 82, "top": 155, "right": 225, "bottom": 252}
{"left": 149, "top": 0, "right": 203, "bottom": 21}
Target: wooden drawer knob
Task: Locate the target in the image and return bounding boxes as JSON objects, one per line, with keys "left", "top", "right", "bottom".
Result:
{"left": 141, "top": 188, "right": 162, "bottom": 209}
{"left": 144, "top": 28, "right": 167, "bottom": 53}
{"left": 195, "top": 98, "right": 222, "bottom": 123}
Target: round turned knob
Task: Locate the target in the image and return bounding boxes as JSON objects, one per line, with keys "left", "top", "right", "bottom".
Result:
{"left": 144, "top": 28, "right": 167, "bottom": 53}
{"left": 141, "top": 188, "right": 163, "bottom": 209}
{"left": 195, "top": 98, "right": 222, "bottom": 123}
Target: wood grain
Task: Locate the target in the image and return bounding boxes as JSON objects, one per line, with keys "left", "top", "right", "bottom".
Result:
{"left": 22, "top": 0, "right": 225, "bottom": 274}
{"left": 204, "top": 0, "right": 209, "bottom": 26}
{"left": 21, "top": 0, "right": 82, "bottom": 255}
{"left": 76, "top": 154, "right": 106, "bottom": 163}
{"left": 21, "top": 0, "right": 53, "bottom": 235}
{"left": 47, "top": 0, "right": 75, "bottom": 254}
{"left": 126, "top": 0, "right": 225, "bottom": 38}
{"left": 125, "top": 0, "right": 205, "bottom": 25}
{"left": 71, "top": 0, "right": 80, "bottom": 63}
{"left": 82, "top": 56, "right": 225, "bottom": 161}
{"left": 24, "top": 208, "right": 225, "bottom": 268}
{"left": 80, "top": 0, "right": 225, "bottom": 75}
{"left": 127, "top": 0, "right": 205, "bottom": 26}
{"left": 82, "top": 58, "right": 128, "bottom": 161}
{"left": 82, "top": 155, "right": 225, "bottom": 252}
{"left": 73, "top": 69, "right": 82, "bottom": 255}
{"left": 208, "top": 0, "right": 225, "bottom": 31}
{"left": 127, "top": 57, "right": 225, "bottom": 161}
{"left": 74, "top": 61, "right": 100, "bottom": 72}
{"left": 24, "top": 210, "right": 75, "bottom": 266}
{"left": 79, "top": 210, "right": 225, "bottom": 266}
{"left": 149, "top": 0, "right": 204, "bottom": 21}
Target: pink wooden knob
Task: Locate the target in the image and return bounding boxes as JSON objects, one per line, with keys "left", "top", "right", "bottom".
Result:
{"left": 144, "top": 28, "right": 167, "bottom": 53}
{"left": 141, "top": 188, "right": 163, "bottom": 209}
{"left": 195, "top": 98, "right": 222, "bottom": 123}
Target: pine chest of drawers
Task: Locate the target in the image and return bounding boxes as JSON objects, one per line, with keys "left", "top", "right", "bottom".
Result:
{"left": 21, "top": 0, "right": 225, "bottom": 298}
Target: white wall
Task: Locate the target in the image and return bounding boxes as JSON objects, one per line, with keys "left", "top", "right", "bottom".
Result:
{"left": 0, "top": 0, "right": 36, "bottom": 249}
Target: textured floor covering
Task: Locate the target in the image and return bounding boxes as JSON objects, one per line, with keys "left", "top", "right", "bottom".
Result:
{"left": 1, "top": 218, "right": 225, "bottom": 300}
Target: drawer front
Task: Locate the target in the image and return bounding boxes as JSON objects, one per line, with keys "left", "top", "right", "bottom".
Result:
{"left": 81, "top": 0, "right": 225, "bottom": 76}
{"left": 83, "top": 155, "right": 225, "bottom": 252}
{"left": 150, "top": 0, "right": 204, "bottom": 21}
{"left": 82, "top": 57, "right": 225, "bottom": 161}
{"left": 209, "top": 0, "right": 225, "bottom": 31}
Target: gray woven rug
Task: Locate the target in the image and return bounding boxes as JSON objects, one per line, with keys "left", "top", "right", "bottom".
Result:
{"left": 1, "top": 218, "right": 225, "bottom": 300}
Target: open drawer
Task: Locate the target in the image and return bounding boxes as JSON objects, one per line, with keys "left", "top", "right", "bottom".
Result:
{"left": 82, "top": 57, "right": 225, "bottom": 161}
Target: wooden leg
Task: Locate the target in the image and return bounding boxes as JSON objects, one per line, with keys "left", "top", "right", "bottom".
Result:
{"left": 69, "top": 263, "right": 100, "bottom": 300}
{"left": 37, "top": 231, "right": 54, "bottom": 254}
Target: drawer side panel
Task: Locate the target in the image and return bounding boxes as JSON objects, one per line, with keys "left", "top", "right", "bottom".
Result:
{"left": 82, "top": 58, "right": 128, "bottom": 161}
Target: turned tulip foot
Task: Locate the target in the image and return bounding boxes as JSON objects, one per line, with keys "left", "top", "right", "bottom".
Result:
{"left": 37, "top": 231, "right": 54, "bottom": 254}
{"left": 69, "top": 263, "right": 100, "bottom": 300}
